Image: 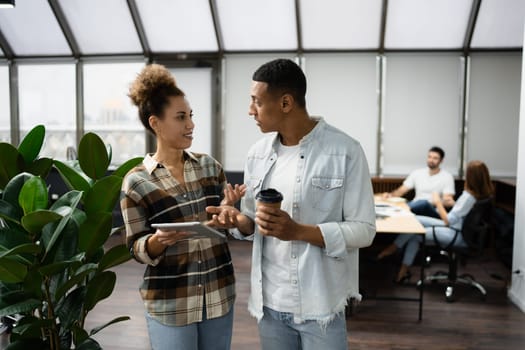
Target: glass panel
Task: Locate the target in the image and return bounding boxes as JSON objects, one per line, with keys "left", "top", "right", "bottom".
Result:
{"left": 382, "top": 54, "right": 462, "bottom": 176}
{"left": 217, "top": 0, "right": 297, "bottom": 51}
{"left": 223, "top": 54, "right": 296, "bottom": 171}
{"left": 0, "top": 0, "right": 70, "bottom": 56}
{"left": 385, "top": 0, "right": 473, "bottom": 49}
{"left": 304, "top": 53, "right": 378, "bottom": 174}
{"left": 0, "top": 65, "right": 9, "bottom": 142}
{"left": 58, "top": 0, "right": 142, "bottom": 54}
{"left": 168, "top": 68, "right": 213, "bottom": 156}
{"left": 471, "top": 0, "right": 525, "bottom": 48}
{"left": 467, "top": 53, "right": 521, "bottom": 177}
{"left": 301, "top": 0, "right": 382, "bottom": 50}
{"left": 83, "top": 62, "right": 145, "bottom": 166}
{"left": 136, "top": 0, "right": 217, "bottom": 52}
{"left": 18, "top": 64, "right": 76, "bottom": 160}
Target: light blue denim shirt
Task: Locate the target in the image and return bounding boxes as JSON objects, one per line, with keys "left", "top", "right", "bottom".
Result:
{"left": 231, "top": 117, "right": 376, "bottom": 325}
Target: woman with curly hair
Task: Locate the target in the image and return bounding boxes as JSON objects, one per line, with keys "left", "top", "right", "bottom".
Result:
{"left": 121, "top": 64, "right": 244, "bottom": 350}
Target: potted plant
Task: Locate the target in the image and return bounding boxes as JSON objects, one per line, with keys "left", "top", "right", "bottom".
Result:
{"left": 0, "top": 125, "right": 142, "bottom": 349}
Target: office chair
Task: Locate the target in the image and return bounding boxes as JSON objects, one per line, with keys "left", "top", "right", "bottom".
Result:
{"left": 418, "top": 197, "right": 493, "bottom": 302}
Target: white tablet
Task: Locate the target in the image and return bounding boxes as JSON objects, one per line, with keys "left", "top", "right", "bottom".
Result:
{"left": 151, "top": 222, "right": 226, "bottom": 239}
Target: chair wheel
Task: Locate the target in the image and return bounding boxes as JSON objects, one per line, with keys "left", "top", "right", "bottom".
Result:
{"left": 445, "top": 286, "right": 455, "bottom": 302}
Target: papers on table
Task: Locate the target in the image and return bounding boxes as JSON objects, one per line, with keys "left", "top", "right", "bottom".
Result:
{"left": 375, "top": 203, "right": 412, "bottom": 218}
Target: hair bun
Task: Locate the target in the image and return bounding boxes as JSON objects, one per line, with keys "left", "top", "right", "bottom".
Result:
{"left": 128, "top": 64, "right": 178, "bottom": 107}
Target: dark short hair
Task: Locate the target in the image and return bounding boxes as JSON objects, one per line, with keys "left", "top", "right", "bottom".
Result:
{"left": 429, "top": 146, "right": 445, "bottom": 160}
{"left": 252, "top": 58, "right": 306, "bottom": 108}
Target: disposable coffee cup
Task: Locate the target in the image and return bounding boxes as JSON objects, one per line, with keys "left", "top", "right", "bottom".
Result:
{"left": 255, "top": 188, "right": 283, "bottom": 209}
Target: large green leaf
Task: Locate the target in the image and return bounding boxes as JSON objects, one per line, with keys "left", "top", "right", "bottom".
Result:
{"left": 25, "top": 157, "right": 53, "bottom": 179}
{"left": 18, "top": 176, "right": 48, "bottom": 215}
{"left": 53, "top": 160, "right": 91, "bottom": 193}
{"left": 78, "top": 133, "right": 110, "bottom": 180}
{"left": 55, "top": 263, "right": 97, "bottom": 302}
{"left": 0, "top": 243, "right": 41, "bottom": 259}
{"left": 44, "top": 191, "right": 82, "bottom": 257}
{"left": 21, "top": 210, "right": 62, "bottom": 234}
{"left": 2, "top": 172, "right": 33, "bottom": 206}
{"left": 0, "top": 298, "right": 40, "bottom": 317}
{"left": 4, "top": 338, "right": 47, "bottom": 350}
{"left": 57, "top": 286, "right": 85, "bottom": 331}
{"left": 50, "top": 190, "right": 87, "bottom": 227}
{"left": 112, "top": 156, "right": 143, "bottom": 178}
{"left": 0, "top": 143, "right": 24, "bottom": 190}
{"left": 17, "top": 125, "right": 45, "bottom": 165}
{"left": 50, "top": 219, "right": 79, "bottom": 263}
{"left": 84, "top": 271, "right": 116, "bottom": 311}
{"left": 98, "top": 244, "right": 131, "bottom": 271}
{"left": 78, "top": 212, "right": 112, "bottom": 256}
{"left": 0, "top": 227, "right": 31, "bottom": 252}
{"left": 90, "top": 316, "right": 130, "bottom": 336}
{"left": 0, "top": 198, "right": 23, "bottom": 224}
{"left": 83, "top": 175, "right": 122, "bottom": 215}
{"left": 76, "top": 338, "right": 102, "bottom": 350}
{"left": 38, "top": 260, "right": 75, "bottom": 277}
{"left": 22, "top": 268, "right": 43, "bottom": 300}
{"left": 0, "top": 258, "right": 28, "bottom": 283}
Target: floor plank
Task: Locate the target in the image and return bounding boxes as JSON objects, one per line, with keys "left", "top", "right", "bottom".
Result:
{"left": 2, "top": 235, "right": 524, "bottom": 349}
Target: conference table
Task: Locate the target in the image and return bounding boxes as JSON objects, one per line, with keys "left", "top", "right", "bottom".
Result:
{"left": 370, "top": 196, "right": 426, "bottom": 321}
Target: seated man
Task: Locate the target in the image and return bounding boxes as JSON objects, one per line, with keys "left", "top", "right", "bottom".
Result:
{"left": 383, "top": 146, "right": 455, "bottom": 218}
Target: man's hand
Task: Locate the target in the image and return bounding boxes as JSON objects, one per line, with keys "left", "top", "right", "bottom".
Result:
{"left": 255, "top": 205, "right": 300, "bottom": 241}
{"left": 220, "top": 183, "right": 247, "bottom": 206}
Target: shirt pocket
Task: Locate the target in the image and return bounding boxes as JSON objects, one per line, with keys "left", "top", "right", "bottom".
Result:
{"left": 311, "top": 176, "right": 344, "bottom": 212}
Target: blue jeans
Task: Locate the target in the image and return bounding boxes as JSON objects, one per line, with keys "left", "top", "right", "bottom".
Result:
{"left": 394, "top": 216, "right": 468, "bottom": 266}
{"left": 258, "top": 306, "right": 348, "bottom": 350}
{"left": 145, "top": 305, "right": 234, "bottom": 350}
{"left": 408, "top": 199, "right": 440, "bottom": 218}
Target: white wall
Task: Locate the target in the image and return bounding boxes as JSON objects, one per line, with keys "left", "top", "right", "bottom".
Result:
{"left": 508, "top": 28, "right": 525, "bottom": 312}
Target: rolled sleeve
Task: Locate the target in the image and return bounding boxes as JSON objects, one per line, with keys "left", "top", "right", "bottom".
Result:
{"left": 319, "top": 221, "right": 376, "bottom": 259}
{"left": 318, "top": 222, "right": 347, "bottom": 258}
{"left": 133, "top": 234, "right": 162, "bottom": 266}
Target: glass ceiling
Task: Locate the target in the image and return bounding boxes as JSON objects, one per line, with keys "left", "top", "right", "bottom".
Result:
{"left": 0, "top": 0, "right": 523, "bottom": 59}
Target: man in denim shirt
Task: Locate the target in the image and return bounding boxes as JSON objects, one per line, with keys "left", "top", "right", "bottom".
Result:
{"left": 207, "top": 58, "right": 376, "bottom": 349}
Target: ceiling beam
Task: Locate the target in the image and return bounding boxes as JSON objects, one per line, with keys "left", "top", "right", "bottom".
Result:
{"left": 209, "top": 0, "right": 224, "bottom": 56}
{"left": 463, "top": 0, "right": 482, "bottom": 55}
{"left": 127, "top": 0, "right": 151, "bottom": 62}
{"left": 295, "top": 0, "right": 303, "bottom": 55}
{"left": 378, "top": 0, "right": 388, "bottom": 54}
{"left": 0, "top": 26, "right": 14, "bottom": 59}
{"left": 48, "top": 0, "right": 81, "bottom": 58}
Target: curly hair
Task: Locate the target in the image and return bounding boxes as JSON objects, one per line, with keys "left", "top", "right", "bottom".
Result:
{"left": 128, "top": 64, "right": 185, "bottom": 134}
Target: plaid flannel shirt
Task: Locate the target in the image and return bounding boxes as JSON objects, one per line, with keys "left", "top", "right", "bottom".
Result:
{"left": 121, "top": 152, "right": 235, "bottom": 326}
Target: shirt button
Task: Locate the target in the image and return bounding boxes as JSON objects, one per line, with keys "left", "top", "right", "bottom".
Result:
{"left": 293, "top": 203, "right": 298, "bottom": 208}
{"left": 198, "top": 260, "right": 202, "bottom": 264}
{"left": 292, "top": 255, "right": 297, "bottom": 259}
{"left": 292, "top": 280, "right": 298, "bottom": 284}
{"left": 296, "top": 178, "right": 300, "bottom": 183}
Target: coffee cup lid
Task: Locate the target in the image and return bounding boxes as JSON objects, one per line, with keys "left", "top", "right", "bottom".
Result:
{"left": 255, "top": 188, "right": 283, "bottom": 203}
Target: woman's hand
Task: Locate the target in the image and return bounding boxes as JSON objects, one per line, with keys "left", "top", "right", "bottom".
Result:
{"left": 147, "top": 229, "right": 190, "bottom": 258}
{"left": 153, "top": 229, "right": 190, "bottom": 246}
{"left": 220, "top": 183, "right": 247, "bottom": 206}
{"left": 206, "top": 205, "right": 241, "bottom": 229}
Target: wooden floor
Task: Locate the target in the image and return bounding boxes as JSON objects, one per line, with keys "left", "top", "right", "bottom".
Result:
{"left": 2, "top": 235, "right": 524, "bottom": 349}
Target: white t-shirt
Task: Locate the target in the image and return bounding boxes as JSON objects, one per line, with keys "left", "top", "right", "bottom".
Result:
{"left": 403, "top": 167, "right": 455, "bottom": 202}
{"left": 261, "top": 141, "right": 300, "bottom": 313}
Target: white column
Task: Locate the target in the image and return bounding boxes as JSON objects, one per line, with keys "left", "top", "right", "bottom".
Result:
{"left": 508, "top": 23, "right": 525, "bottom": 312}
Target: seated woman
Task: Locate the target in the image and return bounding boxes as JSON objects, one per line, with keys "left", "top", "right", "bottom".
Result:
{"left": 377, "top": 160, "right": 494, "bottom": 283}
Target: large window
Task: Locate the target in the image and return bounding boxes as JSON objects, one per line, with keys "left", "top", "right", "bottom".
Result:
{"left": 83, "top": 62, "right": 145, "bottom": 165}
{"left": 169, "top": 67, "right": 213, "bottom": 156}
{"left": 223, "top": 54, "right": 295, "bottom": 171}
{"left": 18, "top": 64, "right": 76, "bottom": 160}
{"left": 304, "top": 53, "right": 378, "bottom": 174}
{"left": 0, "top": 66, "right": 9, "bottom": 143}
{"left": 467, "top": 53, "right": 522, "bottom": 177}
{"left": 382, "top": 53, "right": 463, "bottom": 176}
